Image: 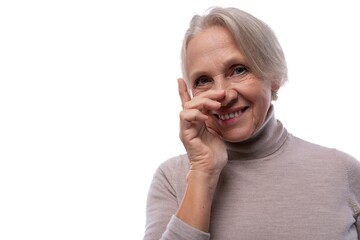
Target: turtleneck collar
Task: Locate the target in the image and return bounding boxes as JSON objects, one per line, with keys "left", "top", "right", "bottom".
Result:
{"left": 225, "top": 105, "right": 288, "bottom": 160}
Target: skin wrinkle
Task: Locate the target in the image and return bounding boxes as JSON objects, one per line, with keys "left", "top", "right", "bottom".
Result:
{"left": 145, "top": 7, "right": 360, "bottom": 239}
{"left": 186, "top": 26, "right": 274, "bottom": 143}
{"left": 187, "top": 35, "right": 236, "bottom": 82}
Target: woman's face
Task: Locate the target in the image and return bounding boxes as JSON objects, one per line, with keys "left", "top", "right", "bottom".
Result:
{"left": 186, "top": 26, "right": 277, "bottom": 142}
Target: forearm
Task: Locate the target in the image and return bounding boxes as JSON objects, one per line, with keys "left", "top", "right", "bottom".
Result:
{"left": 175, "top": 170, "right": 220, "bottom": 232}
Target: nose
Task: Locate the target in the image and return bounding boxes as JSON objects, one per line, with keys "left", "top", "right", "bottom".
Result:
{"left": 212, "top": 75, "right": 237, "bottom": 107}
{"left": 213, "top": 74, "right": 228, "bottom": 91}
{"left": 221, "top": 89, "right": 238, "bottom": 107}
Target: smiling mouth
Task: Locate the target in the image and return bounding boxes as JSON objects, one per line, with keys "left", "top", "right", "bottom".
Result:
{"left": 214, "top": 107, "right": 249, "bottom": 120}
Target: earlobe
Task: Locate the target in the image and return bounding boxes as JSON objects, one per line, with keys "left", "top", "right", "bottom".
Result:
{"left": 271, "top": 81, "right": 280, "bottom": 101}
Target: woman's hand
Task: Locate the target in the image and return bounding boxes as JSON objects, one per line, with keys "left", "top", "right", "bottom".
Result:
{"left": 178, "top": 78, "right": 228, "bottom": 176}
{"left": 176, "top": 78, "right": 229, "bottom": 231}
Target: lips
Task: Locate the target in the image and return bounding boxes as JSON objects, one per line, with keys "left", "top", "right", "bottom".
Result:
{"left": 214, "top": 107, "right": 249, "bottom": 120}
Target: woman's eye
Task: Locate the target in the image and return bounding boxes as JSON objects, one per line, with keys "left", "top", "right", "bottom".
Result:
{"left": 232, "top": 65, "right": 247, "bottom": 76}
{"left": 194, "top": 76, "right": 211, "bottom": 87}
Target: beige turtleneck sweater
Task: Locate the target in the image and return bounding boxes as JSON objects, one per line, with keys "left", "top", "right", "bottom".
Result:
{"left": 144, "top": 106, "right": 360, "bottom": 240}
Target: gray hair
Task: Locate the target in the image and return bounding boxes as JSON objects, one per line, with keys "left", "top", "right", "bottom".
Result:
{"left": 181, "top": 7, "right": 288, "bottom": 100}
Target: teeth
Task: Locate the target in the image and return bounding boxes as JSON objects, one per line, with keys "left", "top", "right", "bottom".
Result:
{"left": 217, "top": 107, "right": 248, "bottom": 120}
{"left": 218, "top": 110, "right": 240, "bottom": 120}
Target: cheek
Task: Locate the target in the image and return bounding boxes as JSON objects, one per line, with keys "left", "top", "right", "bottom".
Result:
{"left": 250, "top": 106, "right": 264, "bottom": 130}
{"left": 247, "top": 84, "right": 272, "bottom": 127}
{"left": 232, "top": 80, "right": 259, "bottom": 97}
{"left": 242, "top": 80, "right": 272, "bottom": 104}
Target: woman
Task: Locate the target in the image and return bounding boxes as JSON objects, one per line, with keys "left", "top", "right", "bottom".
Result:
{"left": 144, "top": 6, "right": 360, "bottom": 240}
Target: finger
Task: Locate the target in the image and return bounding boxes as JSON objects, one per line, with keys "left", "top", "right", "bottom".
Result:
{"left": 206, "top": 125, "right": 223, "bottom": 139}
{"left": 193, "top": 89, "right": 226, "bottom": 102}
{"left": 179, "top": 109, "right": 208, "bottom": 129}
{"left": 178, "top": 78, "right": 191, "bottom": 108}
{"left": 184, "top": 97, "right": 221, "bottom": 112}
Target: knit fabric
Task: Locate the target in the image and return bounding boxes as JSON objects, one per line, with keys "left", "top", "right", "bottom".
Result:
{"left": 144, "top": 106, "right": 360, "bottom": 240}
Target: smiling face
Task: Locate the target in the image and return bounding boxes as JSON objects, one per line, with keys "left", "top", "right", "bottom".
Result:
{"left": 186, "top": 26, "right": 278, "bottom": 142}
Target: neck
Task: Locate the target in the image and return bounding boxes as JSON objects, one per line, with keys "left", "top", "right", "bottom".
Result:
{"left": 225, "top": 105, "right": 288, "bottom": 160}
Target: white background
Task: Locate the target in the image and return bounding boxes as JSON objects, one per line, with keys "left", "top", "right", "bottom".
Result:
{"left": 1, "top": 0, "right": 359, "bottom": 239}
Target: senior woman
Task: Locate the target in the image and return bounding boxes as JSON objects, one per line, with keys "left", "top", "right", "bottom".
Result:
{"left": 144, "top": 6, "right": 360, "bottom": 240}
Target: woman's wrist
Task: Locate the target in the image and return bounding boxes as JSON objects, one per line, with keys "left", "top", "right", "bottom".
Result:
{"left": 176, "top": 170, "right": 221, "bottom": 232}
{"left": 186, "top": 170, "right": 221, "bottom": 197}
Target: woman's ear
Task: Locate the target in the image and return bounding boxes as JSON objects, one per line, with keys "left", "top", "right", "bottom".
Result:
{"left": 271, "top": 80, "right": 280, "bottom": 101}
{"left": 271, "top": 80, "right": 280, "bottom": 92}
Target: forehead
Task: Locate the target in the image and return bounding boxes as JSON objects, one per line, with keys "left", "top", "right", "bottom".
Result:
{"left": 186, "top": 26, "right": 246, "bottom": 78}
{"left": 186, "top": 26, "right": 235, "bottom": 58}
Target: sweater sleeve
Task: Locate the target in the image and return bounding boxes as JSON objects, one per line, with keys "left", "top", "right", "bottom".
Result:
{"left": 143, "top": 161, "right": 210, "bottom": 240}
{"left": 341, "top": 151, "right": 360, "bottom": 238}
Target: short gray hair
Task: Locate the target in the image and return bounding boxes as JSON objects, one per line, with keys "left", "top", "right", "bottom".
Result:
{"left": 181, "top": 7, "right": 288, "bottom": 100}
